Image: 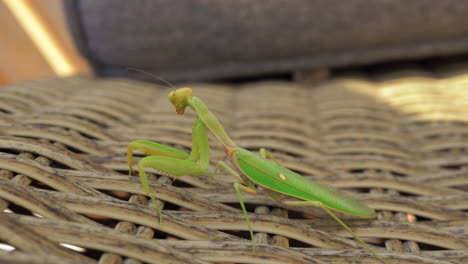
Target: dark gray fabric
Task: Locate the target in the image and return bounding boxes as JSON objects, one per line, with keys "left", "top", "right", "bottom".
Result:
{"left": 65, "top": 0, "right": 468, "bottom": 82}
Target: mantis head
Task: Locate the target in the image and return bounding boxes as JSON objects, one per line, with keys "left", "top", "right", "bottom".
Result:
{"left": 168, "top": 88, "right": 193, "bottom": 115}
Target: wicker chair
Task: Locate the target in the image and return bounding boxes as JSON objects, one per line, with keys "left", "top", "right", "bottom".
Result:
{"left": 1, "top": 61, "right": 468, "bottom": 263}
{"left": 2, "top": 1, "right": 468, "bottom": 264}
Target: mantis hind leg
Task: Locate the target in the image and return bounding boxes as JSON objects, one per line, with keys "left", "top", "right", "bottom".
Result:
{"left": 281, "top": 200, "right": 387, "bottom": 264}
{"left": 259, "top": 148, "right": 281, "bottom": 164}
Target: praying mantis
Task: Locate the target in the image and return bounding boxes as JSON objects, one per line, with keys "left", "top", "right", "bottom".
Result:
{"left": 127, "top": 87, "right": 387, "bottom": 264}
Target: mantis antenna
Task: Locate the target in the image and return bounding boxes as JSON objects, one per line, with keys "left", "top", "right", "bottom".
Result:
{"left": 126, "top": 67, "right": 178, "bottom": 90}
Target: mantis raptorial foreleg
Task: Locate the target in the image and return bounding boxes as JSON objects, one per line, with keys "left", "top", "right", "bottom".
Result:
{"left": 128, "top": 117, "right": 210, "bottom": 220}
{"left": 127, "top": 140, "right": 189, "bottom": 175}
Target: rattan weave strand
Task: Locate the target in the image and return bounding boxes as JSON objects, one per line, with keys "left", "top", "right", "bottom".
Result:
{"left": 0, "top": 63, "right": 467, "bottom": 264}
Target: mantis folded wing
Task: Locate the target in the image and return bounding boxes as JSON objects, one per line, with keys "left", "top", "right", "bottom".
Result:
{"left": 127, "top": 87, "right": 387, "bottom": 264}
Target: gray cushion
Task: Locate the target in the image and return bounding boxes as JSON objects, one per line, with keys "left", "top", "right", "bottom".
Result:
{"left": 65, "top": 0, "right": 468, "bottom": 82}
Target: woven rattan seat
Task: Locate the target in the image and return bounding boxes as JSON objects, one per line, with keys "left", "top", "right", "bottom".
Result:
{"left": 1, "top": 62, "right": 468, "bottom": 264}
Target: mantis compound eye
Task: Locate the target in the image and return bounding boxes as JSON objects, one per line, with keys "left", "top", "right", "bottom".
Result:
{"left": 168, "top": 88, "right": 193, "bottom": 115}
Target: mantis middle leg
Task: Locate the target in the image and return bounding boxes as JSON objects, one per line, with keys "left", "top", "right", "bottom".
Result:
{"left": 215, "top": 161, "right": 259, "bottom": 252}
{"left": 127, "top": 117, "right": 210, "bottom": 217}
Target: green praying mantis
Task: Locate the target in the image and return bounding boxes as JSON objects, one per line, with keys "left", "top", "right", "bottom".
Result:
{"left": 127, "top": 87, "right": 387, "bottom": 264}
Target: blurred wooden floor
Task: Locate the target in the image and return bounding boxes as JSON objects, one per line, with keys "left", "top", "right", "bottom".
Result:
{"left": 0, "top": 0, "right": 90, "bottom": 86}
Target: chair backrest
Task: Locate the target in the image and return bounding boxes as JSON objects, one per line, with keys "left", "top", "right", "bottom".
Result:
{"left": 65, "top": 0, "right": 468, "bottom": 82}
